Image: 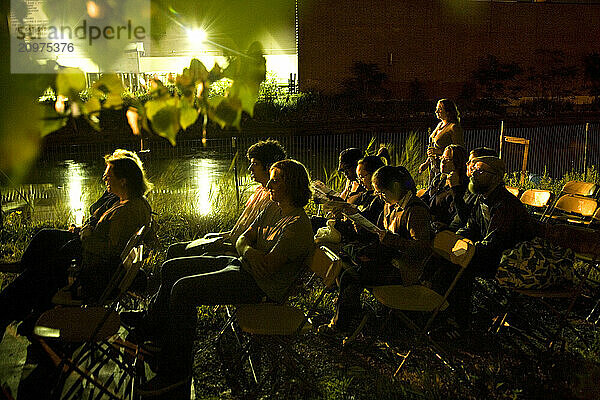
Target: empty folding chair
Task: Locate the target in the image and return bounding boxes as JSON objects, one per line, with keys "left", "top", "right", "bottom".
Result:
{"left": 31, "top": 226, "right": 147, "bottom": 400}
{"left": 541, "top": 181, "right": 598, "bottom": 221}
{"left": 520, "top": 189, "right": 552, "bottom": 219}
{"left": 542, "top": 194, "right": 598, "bottom": 225}
{"left": 562, "top": 181, "right": 598, "bottom": 198}
{"left": 505, "top": 186, "right": 520, "bottom": 197}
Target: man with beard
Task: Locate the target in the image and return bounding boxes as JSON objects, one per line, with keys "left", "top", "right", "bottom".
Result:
{"left": 437, "top": 156, "right": 534, "bottom": 333}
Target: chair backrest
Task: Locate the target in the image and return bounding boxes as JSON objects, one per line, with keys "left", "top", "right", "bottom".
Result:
{"left": 432, "top": 230, "right": 475, "bottom": 269}
{"left": 119, "top": 225, "right": 147, "bottom": 260}
{"left": 520, "top": 189, "right": 552, "bottom": 208}
{"left": 308, "top": 246, "right": 342, "bottom": 288}
{"left": 98, "top": 226, "right": 147, "bottom": 305}
{"left": 590, "top": 208, "right": 600, "bottom": 228}
{"left": 563, "top": 181, "right": 597, "bottom": 197}
{"left": 506, "top": 186, "right": 520, "bottom": 197}
{"left": 554, "top": 195, "right": 598, "bottom": 217}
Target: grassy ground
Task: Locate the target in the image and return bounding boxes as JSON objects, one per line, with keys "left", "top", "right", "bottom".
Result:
{"left": 188, "top": 277, "right": 600, "bottom": 400}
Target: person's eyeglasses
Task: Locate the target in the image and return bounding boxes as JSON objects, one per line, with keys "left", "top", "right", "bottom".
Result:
{"left": 471, "top": 169, "right": 494, "bottom": 177}
{"left": 440, "top": 157, "right": 453, "bottom": 163}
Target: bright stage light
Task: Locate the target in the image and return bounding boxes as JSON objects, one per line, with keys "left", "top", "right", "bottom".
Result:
{"left": 186, "top": 28, "right": 207, "bottom": 43}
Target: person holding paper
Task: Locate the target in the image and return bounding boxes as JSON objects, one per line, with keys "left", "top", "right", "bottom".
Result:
{"left": 319, "top": 166, "right": 433, "bottom": 336}
{"left": 337, "top": 148, "right": 365, "bottom": 203}
{"left": 166, "top": 139, "right": 286, "bottom": 258}
{"left": 325, "top": 154, "right": 386, "bottom": 240}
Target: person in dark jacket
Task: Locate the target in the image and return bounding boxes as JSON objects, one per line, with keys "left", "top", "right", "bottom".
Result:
{"left": 439, "top": 156, "right": 533, "bottom": 330}
{"left": 419, "top": 144, "right": 469, "bottom": 231}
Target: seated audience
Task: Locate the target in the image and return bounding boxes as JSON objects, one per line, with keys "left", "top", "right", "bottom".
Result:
{"left": 0, "top": 150, "right": 152, "bottom": 338}
{"left": 419, "top": 144, "right": 469, "bottom": 230}
{"left": 320, "top": 166, "right": 432, "bottom": 335}
{"left": 337, "top": 148, "right": 365, "bottom": 203}
{"left": 441, "top": 156, "right": 533, "bottom": 330}
{"left": 448, "top": 146, "right": 498, "bottom": 231}
{"left": 134, "top": 159, "right": 315, "bottom": 396}
{"left": 166, "top": 139, "right": 286, "bottom": 258}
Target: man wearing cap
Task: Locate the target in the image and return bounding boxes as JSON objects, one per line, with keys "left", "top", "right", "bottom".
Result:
{"left": 445, "top": 156, "right": 534, "bottom": 330}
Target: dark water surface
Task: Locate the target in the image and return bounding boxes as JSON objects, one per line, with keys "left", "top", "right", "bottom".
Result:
{"left": 1, "top": 154, "right": 233, "bottom": 224}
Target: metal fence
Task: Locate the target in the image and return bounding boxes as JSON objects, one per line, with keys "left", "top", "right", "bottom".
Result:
{"left": 39, "top": 122, "right": 600, "bottom": 181}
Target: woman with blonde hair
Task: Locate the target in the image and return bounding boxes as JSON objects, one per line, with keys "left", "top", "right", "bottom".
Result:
{"left": 419, "top": 99, "right": 464, "bottom": 181}
{"left": 0, "top": 149, "right": 152, "bottom": 338}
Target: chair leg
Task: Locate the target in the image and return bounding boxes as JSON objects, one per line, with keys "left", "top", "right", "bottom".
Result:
{"left": 586, "top": 299, "right": 600, "bottom": 325}
{"left": 342, "top": 312, "right": 369, "bottom": 347}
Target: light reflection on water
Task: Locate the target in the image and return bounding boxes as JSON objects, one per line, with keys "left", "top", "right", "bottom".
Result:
{"left": 190, "top": 158, "right": 221, "bottom": 216}
{"left": 65, "top": 161, "right": 86, "bottom": 225}
{"left": 1, "top": 156, "right": 232, "bottom": 223}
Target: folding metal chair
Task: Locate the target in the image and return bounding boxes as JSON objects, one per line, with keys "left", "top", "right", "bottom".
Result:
{"left": 588, "top": 207, "right": 600, "bottom": 229}
{"left": 541, "top": 181, "right": 598, "bottom": 222}
{"left": 542, "top": 194, "right": 598, "bottom": 226}
{"left": 520, "top": 189, "right": 552, "bottom": 219}
{"left": 31, "top": 226, "right": 147, "bottom": 400}
{"left": 344, "top": 230, "right": 475, "bottom": 375}
{"left": 505, "top": 186, "right": 520, "bottom": 197}
{"left": 220, "top": 245, "right": 341, "bottom": 396}
{"left": 492, "top": 224, "right": 600, "bottom": 351}
{"left": 562, "top": 181, "right": 598, "bottom": 198}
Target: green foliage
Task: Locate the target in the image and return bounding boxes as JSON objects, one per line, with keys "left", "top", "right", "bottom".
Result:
{"left": 40, "top": 44, "right": 266, "bottom": 145}
{"left": 505, "top": 165, "right": 600, "bottom": 198}
{"left": 384, "top": 132, "right": 428, "bottom": 188}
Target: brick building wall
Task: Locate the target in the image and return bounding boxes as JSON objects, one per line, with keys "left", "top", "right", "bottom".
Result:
{"left": 298, "top": 0, "right": 600, "bottom": 98}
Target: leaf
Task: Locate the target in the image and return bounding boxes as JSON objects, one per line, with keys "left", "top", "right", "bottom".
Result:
{"left": 151, "top": 105, "right": 180, "bottom": 145}
{"left": 92, "top": 74, "right": 125, "bottom": 109}
{"left": 189, "top": 58, "right": 209, "bottom": 84}
{"left": 229, "top": 81, "right": 259, "bottom": 117}
{"left": 56, "top": 68, "right": 86, "bottom": 98}
{"left": 145, "top": 97, "right": 180, "bottom": 144}
{"left": 179, "top": 98, "right": 199, "bottom": 130}
{"left": 39, "top": 105, "right": 67, "bottom": 137}
{"left": 83, "top": 97, "right": 101, "bottom": 117}
{"left": 145, "top": 97, "right": 171, "bottom": 121}
{"left": 211, "top": 97, "right": 241, "bottom": 129}
{"left": 208, "top": 63, "right": 224, "bottom": 83}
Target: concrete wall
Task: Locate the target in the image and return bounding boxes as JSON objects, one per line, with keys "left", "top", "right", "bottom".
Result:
{"left": 298, "top": 0, "right": 600, "bottom": 98}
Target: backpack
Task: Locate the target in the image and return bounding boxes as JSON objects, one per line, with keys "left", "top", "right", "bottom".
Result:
{"left": 496, "top": 237, "right": 575, "bottom": 289}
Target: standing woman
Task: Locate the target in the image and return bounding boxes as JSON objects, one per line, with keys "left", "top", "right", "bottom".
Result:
{"left": 419, "top": 99, "right": 464, "bottom": 181}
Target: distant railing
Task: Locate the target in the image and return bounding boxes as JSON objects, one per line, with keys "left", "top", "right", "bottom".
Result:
{"left": 39, "top": 122, "right": 600, "bottom": 180}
